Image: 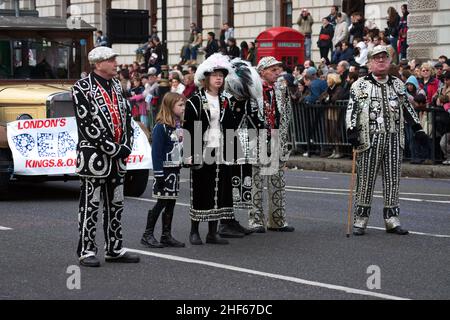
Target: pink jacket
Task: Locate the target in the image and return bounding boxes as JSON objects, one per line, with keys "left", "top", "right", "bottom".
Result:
{"left": 129, "top": 93, "right": 147, "bottom": 116}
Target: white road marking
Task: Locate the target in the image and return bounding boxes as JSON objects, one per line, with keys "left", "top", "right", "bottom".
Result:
{"left": 0, "top": 226, "right": 12, "bottom": 231}
{"left": 283, "top": 188, "right": 450, "bottom": 204}
{"left": 299, "top": 176, "right": 330, "bottom": 180}
{"left": 367, "top": 226, "right": 450, "bottom": 239}
{"left": 126, "top": 197, "right": 190, "bottom": 207}
{"left": 125, "top": 248, "right": 410, "bottom": 300}
{"left": 285, "top": 185, "right": 450, "bottom": 198}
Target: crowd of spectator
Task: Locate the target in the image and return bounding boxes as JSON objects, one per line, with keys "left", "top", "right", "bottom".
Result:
{"left": 98, "top": 6, "right": 449, "bottom": 165}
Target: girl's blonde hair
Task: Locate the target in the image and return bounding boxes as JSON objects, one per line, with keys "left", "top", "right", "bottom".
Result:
{"left": 155, "top": 92, "right": 186, "bottom": 127}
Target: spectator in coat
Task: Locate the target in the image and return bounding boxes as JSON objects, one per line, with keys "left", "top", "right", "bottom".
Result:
{"left": 247, "top": 42, "right": 257, "bottom": 66}
{"left": 226, "top": 37, "right": 240, "bottom": 59}
{"left": 355, "top": 41, "right": 368, "bottom": 66}
{"left": 419, "top": 63, "right": 441, "bottom": 106}
{"left": 326, "top": 5, "right": 339, "bottom": 28}
{"left": 349, "top": 12, "right": 365, "bottom": 44}
{"left": 338, "top": 40, "right": 354, "bottom": 63}
{"left": 205, "top": 32, "right": 219, "bottom": 59}
{"left": 317, "top": 17, "right": 334, "bottom": 64}
{"left": 297, "top": 8, "right": 314, "bottom": 60}
{"left": 95, "top": 30, "right": 109, "bottom": 47}
{"left": 387, "top": 7, "right": 401, "bottom": 63}
{"left": 398, "top": 4, "right": 409, "bottom": 60}
{"left": 303, "top": 67, "right": 327, "bottom": 103}
{"left": 319, "top": 73, "right": 346, "bottom": 159}
{"left": 182, "top": 73, "right": 196, "bottom": 98}
{"left": 333, "top": 12, "right": 349, "bottom": 48}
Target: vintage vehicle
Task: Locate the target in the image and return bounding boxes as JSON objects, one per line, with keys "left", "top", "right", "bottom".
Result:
{"left": 0, "top": 10, "right": 149, "bottom": 197}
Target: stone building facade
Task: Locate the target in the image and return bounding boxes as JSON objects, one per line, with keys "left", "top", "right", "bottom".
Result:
{"left": 2, "top": 0, "right": 449, "bottom": 65}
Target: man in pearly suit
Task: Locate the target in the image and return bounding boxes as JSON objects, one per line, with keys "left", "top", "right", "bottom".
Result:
{"left": 72, "top": 46, "right": 140, "bottom": 267}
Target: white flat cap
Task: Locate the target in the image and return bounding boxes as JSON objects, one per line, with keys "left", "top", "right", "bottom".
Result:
{"left": 257, "top": 56, "right": 282, "bottom": 73}
{"left": 368, "top": 45, "right": 390, "bottom": 60}
{"left": 88, "top": 46, "right": 119, "bottom": 64}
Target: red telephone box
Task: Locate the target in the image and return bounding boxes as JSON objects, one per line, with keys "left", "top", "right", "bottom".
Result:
{"left": 256, "top": 27, "right": 305, "bottom": 69}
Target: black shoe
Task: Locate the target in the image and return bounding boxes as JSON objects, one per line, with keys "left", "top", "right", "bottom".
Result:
{"left": 79, "top": 256, "right": 100, "bottom": 267}
{"left": 141, "top": 234, "right": 165, "bottom": 248}
{"left": 160, "top": 235, "right": 185, "bottom": 247}
{"left": 353, "top": 227, "right": 366, "bottom": 236}
{"left": 189, "top": 232, "right": 203, "bottom": 245}
{"left": 230, "top": 220, "right": 254, "bottom": 235}
{"left": 386, "top": 226, "right": 409, "bottom": 235}
{"left": 251, "top": 226, "right": 266, "bottom": 233}
{"left": 105, "top": 252, "right": 140, "bottom": 263}
{"left": 205, "top": 233, "right": 229, "bottom": 245}
{"left": 267, "top": 226, "right": 295, "bottom": 232}
{"left": 218, "top": 223, "right": 245, "bottom": 238}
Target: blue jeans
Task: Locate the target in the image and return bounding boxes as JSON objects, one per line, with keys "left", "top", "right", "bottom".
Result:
{"left": 191, "top": 45, "right": 199, "bottom": 60}
{"left": 304, "top": 37, "right": 312, "bottom": 61}
{"left": 181, "top": 45, "right": 191, "bottom": 61}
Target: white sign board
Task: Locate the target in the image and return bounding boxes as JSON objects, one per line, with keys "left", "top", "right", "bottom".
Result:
{"left": 7, "top": 117, "right": 152, "bottom": 175}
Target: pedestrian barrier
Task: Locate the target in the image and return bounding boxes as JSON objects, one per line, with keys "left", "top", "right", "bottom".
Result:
{"left": 289, "top": 101, "right": 450, "bottom": 164}
{"left": 289, "top": 101, "right": 349, "bottom": 156}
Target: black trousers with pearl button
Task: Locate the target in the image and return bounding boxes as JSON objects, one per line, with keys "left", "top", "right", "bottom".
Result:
{"left": 354, "top": 132, "right": 403, "bottom": 231}
{"left": 77, "top": 165, "right": 125, "bottom": 260}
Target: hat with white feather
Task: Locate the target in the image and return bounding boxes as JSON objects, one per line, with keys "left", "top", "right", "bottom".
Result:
{"left": 194, "top": 53, "right": 232, "bottom": 88}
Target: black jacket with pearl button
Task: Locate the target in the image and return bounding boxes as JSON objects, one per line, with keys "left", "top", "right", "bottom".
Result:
{"left": 72, "top": 73, "right": 134, "bottom": 178}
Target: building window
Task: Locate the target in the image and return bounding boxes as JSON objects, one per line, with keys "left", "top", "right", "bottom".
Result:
{"left": 150, "top": 0, "right": 157, "bottom": 28}
{"left": 227, "top": 0, "right": 234, "bottom": 28}
{"left": 342, "top": 0, "right": 365, "bottom": 16}
{"left": 280, "top": 0, "right": 292, "bottom": 27}
{"left": 196, "top": 0, "right": 203, "bottom": 30}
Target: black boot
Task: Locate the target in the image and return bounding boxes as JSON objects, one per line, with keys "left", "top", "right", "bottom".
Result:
{"left": 218, "top": 219, "right": 245, "bottom": 238}
{"left": 190, "top": 220, "right": 203, "bottom": 245}
{"left": 230, "top": 220, "right": 254, "bottom": 235}
{"left": 206, "top": 221, "right": 229, "bottom": 245}
{"left": 160, "top": 209, "right": 185, "bottom": 247}
{"left": 141, "top": 208, "right": 164, "bottom": 248}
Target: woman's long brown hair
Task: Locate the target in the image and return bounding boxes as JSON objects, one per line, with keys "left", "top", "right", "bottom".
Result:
{"left": 155, "top": 92, "right": 186, "bottom": 127}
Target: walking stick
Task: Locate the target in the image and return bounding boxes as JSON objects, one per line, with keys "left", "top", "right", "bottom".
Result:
{"left": 347, "top": 149, "right": 357, "bottom": 238}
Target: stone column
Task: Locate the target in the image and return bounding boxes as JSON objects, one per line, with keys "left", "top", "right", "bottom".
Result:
{"left": 202, "top": 0, "right": 222, "bottom": 38}
{"left": 166, "top": 0, "right": 191, "bottom": 65}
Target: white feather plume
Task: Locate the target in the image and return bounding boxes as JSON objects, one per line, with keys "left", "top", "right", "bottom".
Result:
{"left": 194, "top": 53, "right": 233, "bottom": 88}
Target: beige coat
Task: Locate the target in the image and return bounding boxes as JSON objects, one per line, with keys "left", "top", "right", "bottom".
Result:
{"left": 333, "top": 13, "right": 349, "bottom": 47}
{"left": 297, "top": 14, "right": 314, "bottom": 35}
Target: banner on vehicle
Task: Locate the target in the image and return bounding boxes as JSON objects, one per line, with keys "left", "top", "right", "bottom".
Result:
{"left": 7, "top": 117, "right": 152, "bottom": 175}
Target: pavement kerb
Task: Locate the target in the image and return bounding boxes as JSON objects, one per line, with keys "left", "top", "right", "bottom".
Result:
{"left": 286, "top": 156, "right": 450, "bottom": 179}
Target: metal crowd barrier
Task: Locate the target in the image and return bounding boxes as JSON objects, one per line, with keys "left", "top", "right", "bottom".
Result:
{"left": 289, "top": 100, "right": 350, "bottom": 155}
{"left": 289, "top": 101, "right": 450, "bottom": 164}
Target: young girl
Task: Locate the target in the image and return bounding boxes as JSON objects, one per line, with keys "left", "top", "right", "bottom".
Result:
{"left": 141, "top": 92, "right": 186, "bottom": 248}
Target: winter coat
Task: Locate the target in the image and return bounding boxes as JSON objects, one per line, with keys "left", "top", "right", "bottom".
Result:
{"left": 333, "top": 13, "right": 349, "bottom": 47}
{"left": 318, "top": 24, "right": 334, "bottom": 48}
{"left": 297, "top": 14, "right": 314, "bottom": 35}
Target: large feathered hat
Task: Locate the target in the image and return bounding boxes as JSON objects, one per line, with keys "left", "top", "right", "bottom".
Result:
{"left": 194, "top": 53, "right": 232, "bottom": 88}
{"left": 225, "top": 58, "right": 263, "bottom": 108}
